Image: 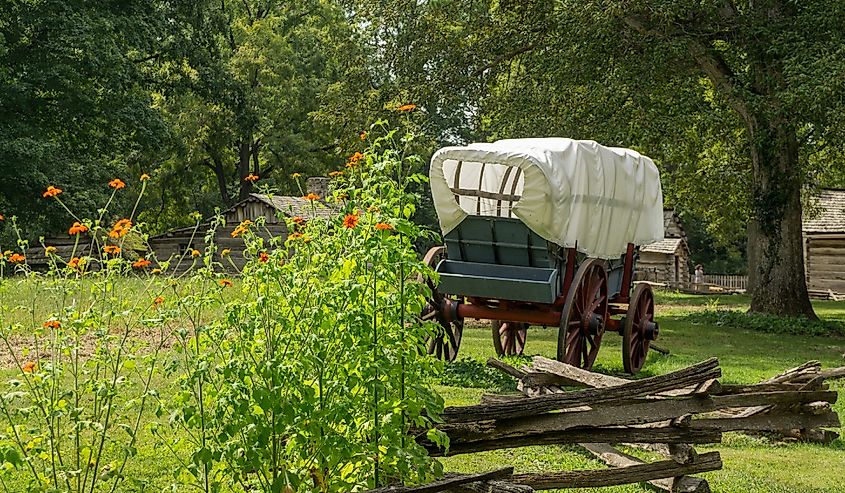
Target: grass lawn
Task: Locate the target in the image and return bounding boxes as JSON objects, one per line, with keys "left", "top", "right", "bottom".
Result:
{"left": 0, "top": 289, "right": 843, "bottom": 492}
{"left": 437, "top": 291, "right": 845, "bottom": 493}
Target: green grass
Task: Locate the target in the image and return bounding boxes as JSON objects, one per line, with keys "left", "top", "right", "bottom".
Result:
{"left": 436, "top": 291, "right": 845, "bottom": 492}
{"left": 1, "top": 288, "right": 844, "bottom": 491}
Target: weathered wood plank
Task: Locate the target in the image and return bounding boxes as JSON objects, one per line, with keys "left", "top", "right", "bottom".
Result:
{"left": 527, "top": 357, "right": 629, "bottom": 388}
{"left": 440, "top": 391, "right": 836, "bottom": 446}
{"left": 424, "top": 428, "right": 722, "bottom": 457}
{"left": 364, "top": 468, "right": 514, "bottom": 493}
{"left": 580, "top": 443, "right": 710, "bottom": 493}
{"left": 691, "top": 411, "right": 840, "bottom": 432}
{"left": 510, "top": 452, "right": 722, "bottom": 489}
{"left": 486, "top": 358, "right": 527, "bottom": 379}
{"left": 441, "top": 359, "right": 721, "bottom": 422}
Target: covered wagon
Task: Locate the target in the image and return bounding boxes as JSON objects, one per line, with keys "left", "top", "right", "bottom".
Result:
{"left": 421, "top": 138, "right": 665, "bottom": 373}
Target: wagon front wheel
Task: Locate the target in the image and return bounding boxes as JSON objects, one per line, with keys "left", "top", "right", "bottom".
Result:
{"left": 419, "top": 245, "right": 464, "bottom": 362}
{"left": 492, "top": 320, "right": 528, "bottom": 356}
{"left": 622, "top": 283, "right": 657, "bottom": 374}
{"left": 557, "top": 258, "right": 608, "bottom": 370}
{"left": 421, "top": 300, "right": 464, "bottom": 362}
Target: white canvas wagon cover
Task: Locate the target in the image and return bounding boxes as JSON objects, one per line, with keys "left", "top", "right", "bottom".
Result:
{"left": 430, "top": 138, "right": 664, "bottom": 259}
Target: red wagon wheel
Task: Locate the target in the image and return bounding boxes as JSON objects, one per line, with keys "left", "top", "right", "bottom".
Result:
{"left": 492, "top": 320, "right": 528, "bottom": 356}
{"left": 557, "top": 258, "right": 608, "bottom": 370}
{"left": 623, "top": 283, "right": 656, "bottom": 374}
{"left": 419, "top": 246, "right": 464, "bottom": 362}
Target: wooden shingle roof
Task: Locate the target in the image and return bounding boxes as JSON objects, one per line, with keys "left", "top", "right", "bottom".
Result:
{"left": 804, "top": 189, "right": 845, "bottom": 233}
{"left": 640, "top": 237, "right": 686, "bottom": 255}
{"left": 249, "top": 194, "right": 335, "bottom": 219}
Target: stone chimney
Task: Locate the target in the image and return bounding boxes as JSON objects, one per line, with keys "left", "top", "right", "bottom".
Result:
{"left": 306, "top": 177, "right": 329, "bottom": 199}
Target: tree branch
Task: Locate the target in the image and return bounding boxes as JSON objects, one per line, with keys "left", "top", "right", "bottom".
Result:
{"left": 473, "top": 44, "right": 536, "bottom": 76}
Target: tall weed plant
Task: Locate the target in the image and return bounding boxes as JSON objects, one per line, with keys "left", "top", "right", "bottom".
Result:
{"left": 162, "top": 121, "right": 445, "bottom": 492}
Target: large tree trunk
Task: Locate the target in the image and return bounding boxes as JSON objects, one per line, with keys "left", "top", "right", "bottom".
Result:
{"left": 237, "top": 138, "right": 253, "bottom": 201}
{"left": 746, "top": 119, "right": 816, "bottom": 318}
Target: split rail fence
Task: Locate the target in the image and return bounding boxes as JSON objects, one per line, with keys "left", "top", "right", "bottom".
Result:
{"left": 367, "top": 358, "right": 843, "bottom": 492}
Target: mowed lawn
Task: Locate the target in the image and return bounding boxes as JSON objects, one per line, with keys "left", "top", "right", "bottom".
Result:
{"left": 438, "top": 292, "right": 845, "bottom": 493}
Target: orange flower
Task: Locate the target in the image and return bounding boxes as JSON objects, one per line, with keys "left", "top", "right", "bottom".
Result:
{"left": 132, "top": 258, "right": 152, "bottom": 269}
{"left": 231, "top": 219, "right": 253, "bottom": 238}
{"left": 7, "top": 253, "right": 24, "bottom": 263}
{"left": 68, "top": 257, "right": 82, "bottom": 269}
{"left": 291, "top": 216, "right": 305, "bottom": 226}
{"left": 108, "top": 178, "right": 126, "bottom": 190}
{"left": 190, "top": 249, "right": 201, "bottom": 258}
{"left": 289, "top": 232, "right": 303, "bottom": 240}
{"left": 109, "top": 219, "right": 132, "bottom": 239}
{"left": 303, "top": 193, "right": 320, "bottom": 201}
{"left": 69, "top": 222, "right": 89, "bottom": 235}
{"left": 140, "top": 173, "right": 151, "bottom": 181}
{"left": 359, "top": 131, "right": 367, "bottom": 140}
{"left": 103, "top": 245, "right": 121, "bottom": 255}
{"left": 153, "top": 296, "right": 164, "bottom": 307}
{"left": 329, "top": 170, "right": 344, "bottom": 178}
{"left": 43, "top": 186, "right": 63, "bottom": 198}
{"left": 346, "top": 152, "right": 364, "bottom": 168}
{"left": 244, "top": 173, "right": 259, "bottom": 183}
{"left": 375, "top": 222, "right": 393, "bottom": 231}
{"left": 342, "top": 212, "right": 360, "bottom": 229}
{"left": 45, "top": 246, "right": 57, "bottom": 255}
{"left": 258, "top": 251, "right": 269, "bottom": 262}
{"left": 0, "top": 214, "right": 4, "bottom": 221}
{"left": 43, "top": 320, "right": 60, "bottom": 329}
{"left": 397, "top": 103, "right": 417, "bottom": 112}
{"left": 219, "top": 279, "right": 233, "bottom": 288}
{"left": 22, "top": 361, "right": 36, "bottom": 373}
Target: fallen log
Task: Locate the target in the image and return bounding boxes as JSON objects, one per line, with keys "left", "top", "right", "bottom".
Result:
{"left": 510, "top": 452, "right": 722, "bottom": 489}
{"left": 579, "top": 443, "right": 710, "bottom": 493}
{"left": 442, "top": 358, "right": 721, "bottom": 422}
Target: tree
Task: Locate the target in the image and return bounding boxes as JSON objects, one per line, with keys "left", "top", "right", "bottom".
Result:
{"left": 357, "top": 0, "right": 845, "bottom": 317}
{"left": 152, "top": 0, "right": 364, "bottom": 218}
{"left": 0, "top": 0, "right": 172, "bottom": 235}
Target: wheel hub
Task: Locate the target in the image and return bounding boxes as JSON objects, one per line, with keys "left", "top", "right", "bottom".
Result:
{"left": 644, "top": 320, "right": 659, "bottom": 341}
{"left": 584, "top": 312, "right": 604, "bottom": 335}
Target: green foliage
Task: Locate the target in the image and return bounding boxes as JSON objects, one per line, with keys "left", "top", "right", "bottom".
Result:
{"left": 163, "top": 124, "right": 445, "bottom": 492}
{"left": 685, "top": 309, "right": 845, "bottom": 338}
{"left": 0, "top": 181, "right": 170, "bottom": 492}
{"left": 439, "top": 358, "right": 518, "bottom": 392}
{"left": 0, "top": 0, "right": 171, "bottom": 236}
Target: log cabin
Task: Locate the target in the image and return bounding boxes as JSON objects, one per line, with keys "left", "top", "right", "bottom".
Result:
{"left": 803, "top": 188, "right": 845, "bottom": 296}
{"left": 635, "top": 209, "right": 690, "bottom": 288}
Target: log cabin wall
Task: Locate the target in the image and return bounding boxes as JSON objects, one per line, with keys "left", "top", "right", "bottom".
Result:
{"left": 804, "top": 233, "right": 845, "bottom": 294}
{"left": 802, "top": 189, "right": 845, "bottom": 295}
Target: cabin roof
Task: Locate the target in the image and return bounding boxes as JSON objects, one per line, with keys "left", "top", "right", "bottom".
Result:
{"left": 640, "top": 237, "right": 686, "bottom": 255}
{"left": 246, "top": 193, "right": 335, "bottom": 219}
{"left": 804, "top": 189, "right": 845, "bottom": 233}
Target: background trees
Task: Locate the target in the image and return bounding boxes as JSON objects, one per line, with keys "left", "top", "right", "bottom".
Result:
{"left": 2, "top": 0, "right": 844, "bottom": 317}
{"left": 352, "top": 0, "right": 845, "bottom": 317}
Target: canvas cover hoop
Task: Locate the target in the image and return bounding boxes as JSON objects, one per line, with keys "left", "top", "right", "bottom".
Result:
{"left": 429, "top": 138, "right": 665, "bottom": 259}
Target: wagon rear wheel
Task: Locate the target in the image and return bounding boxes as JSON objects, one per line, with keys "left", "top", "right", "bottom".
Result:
{"left": 557, "top": 258, "right": 608, "bottom": 370}
{"left": 622, "top": 283, "right": 656, "bottom": 374}
{"left": 419, "top": 246, "right": 464, "bottom": 362}
{"left": 492, "top": 320, "right": 528, "bottom": 356}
